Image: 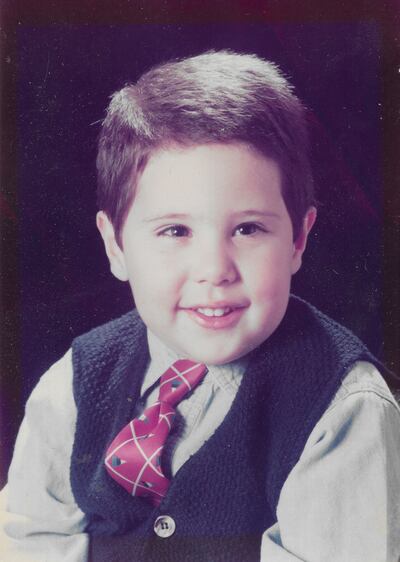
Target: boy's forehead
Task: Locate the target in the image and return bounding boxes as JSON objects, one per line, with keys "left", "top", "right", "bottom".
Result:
{"left": 128, "top": 142, "right": 286, "bottom": 222}
{"left": 138, "top": 141, "right": 282, "bottom": 189}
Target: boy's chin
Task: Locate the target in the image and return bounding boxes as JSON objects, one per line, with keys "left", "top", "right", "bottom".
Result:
{"left": 180, "top": 342, "right": 256, "bottom": 366}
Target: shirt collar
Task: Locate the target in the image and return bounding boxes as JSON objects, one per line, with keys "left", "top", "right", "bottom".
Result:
{"left": 145, "top": 329, "right": 247, "bottom": 397}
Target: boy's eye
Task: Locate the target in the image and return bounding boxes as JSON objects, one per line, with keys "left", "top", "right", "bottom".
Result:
{"left": 233, "top": 222, "right": 265, "bottom": 236}
{"left": 158, "top": 225, "right": 190, "bottom": 237}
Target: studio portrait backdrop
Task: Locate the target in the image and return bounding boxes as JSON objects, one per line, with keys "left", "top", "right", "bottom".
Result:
{"left": 1, "top": 15, "right": 399, "bottom": 485}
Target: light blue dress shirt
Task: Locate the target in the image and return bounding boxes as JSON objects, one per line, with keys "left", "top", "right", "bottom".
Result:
{"left": 1, "top": 333, "right": 400, "bottom": 562}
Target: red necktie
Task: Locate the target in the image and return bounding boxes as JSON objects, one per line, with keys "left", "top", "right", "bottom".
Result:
{"left": 104, "top": 359, "right": 207, "bottom": 505}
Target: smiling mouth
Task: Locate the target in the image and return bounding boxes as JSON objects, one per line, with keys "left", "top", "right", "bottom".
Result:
{"left": 183, "top": 304, "right": 247, "bottom": 329}
{"left": 195, "top": 307, "right": 233, "bottom": 317}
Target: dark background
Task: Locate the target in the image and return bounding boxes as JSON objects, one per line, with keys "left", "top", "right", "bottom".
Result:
{"left": 1, "top": 2, "right": 399, "bottom": 486}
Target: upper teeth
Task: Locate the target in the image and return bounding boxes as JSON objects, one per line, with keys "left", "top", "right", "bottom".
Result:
{"left": 197, "top": 307, "right": 231, "bottom": 317}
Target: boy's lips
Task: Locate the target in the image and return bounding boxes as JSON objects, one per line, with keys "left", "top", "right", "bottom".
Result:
{"left": 181, "top": 303, "right": 248, "bottom": 330}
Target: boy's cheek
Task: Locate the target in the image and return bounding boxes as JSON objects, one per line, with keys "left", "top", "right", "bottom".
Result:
{"left": 250, "top": 257, "right": 292, "bottom": 291}
{"left": 128, "top": 271, "right": 180, "bottom": 308}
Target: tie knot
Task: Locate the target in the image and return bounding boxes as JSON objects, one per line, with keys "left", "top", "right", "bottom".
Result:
{"left": 158, "top": 359, "right": 207, "bottom": 406}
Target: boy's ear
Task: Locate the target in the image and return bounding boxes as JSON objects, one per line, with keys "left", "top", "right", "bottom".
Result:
{"left": 96, "top": 211, "right": 129, "bottom": 282}
{"left": 291, "top": 206, "right": 317, "bottom": 275}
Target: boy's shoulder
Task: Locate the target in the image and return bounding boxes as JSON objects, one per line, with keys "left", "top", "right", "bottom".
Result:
{"left": 73, "top": 308, "right": 145, "bottom": 357}
{"left": 280, "top": 295, "right": 400, "bottom": 394}
{"left": 71, "top": 309, "right": 148, "bottom": 398}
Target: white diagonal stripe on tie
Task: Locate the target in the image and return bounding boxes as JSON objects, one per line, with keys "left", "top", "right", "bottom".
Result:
{"left": 132, "top": 445, "right": 164, "bottom": 496}
{"left": 129, "top": 420, "right": 164, "bottom": 478}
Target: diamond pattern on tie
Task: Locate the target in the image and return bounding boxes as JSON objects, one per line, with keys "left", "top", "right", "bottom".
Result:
{"left": 104, "top": 359, "right": 207, "bottom": 506}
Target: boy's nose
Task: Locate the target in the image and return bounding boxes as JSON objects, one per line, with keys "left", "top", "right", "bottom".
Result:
{"left": 191, "top": 241, "right": 239, "bottom": 286}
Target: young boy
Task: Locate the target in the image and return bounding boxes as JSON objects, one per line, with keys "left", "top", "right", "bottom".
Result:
{"left": 1, "top": 50, "right": 400, "bottom": 562}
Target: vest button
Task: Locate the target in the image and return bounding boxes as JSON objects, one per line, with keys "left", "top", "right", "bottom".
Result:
{"left": 153, "top": 515, "right": 176, "bottom": 538}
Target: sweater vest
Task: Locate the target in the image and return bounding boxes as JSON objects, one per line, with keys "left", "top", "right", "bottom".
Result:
{"left": 70, "top": 296, "right": 382, "bottom": 562}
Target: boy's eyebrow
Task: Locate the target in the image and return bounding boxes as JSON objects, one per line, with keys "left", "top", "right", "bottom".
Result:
{"left": 144, "top": 213, "right": 189, "bottom": 223}
{"left": 233, "top": 210, "right": 281, "bottom": 220}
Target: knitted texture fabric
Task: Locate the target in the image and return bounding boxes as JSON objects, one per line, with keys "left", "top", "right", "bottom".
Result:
{"left": 70, "top": 296, "right": 377, "bottom": 562}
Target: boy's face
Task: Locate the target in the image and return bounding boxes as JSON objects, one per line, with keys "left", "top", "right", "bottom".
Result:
{"left": 98, "top": 143, "right": 315, "bottom": 365}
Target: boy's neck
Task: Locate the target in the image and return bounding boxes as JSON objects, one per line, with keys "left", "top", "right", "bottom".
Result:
{"left": 145, "top": 328, "right": 248, "bottom": 393}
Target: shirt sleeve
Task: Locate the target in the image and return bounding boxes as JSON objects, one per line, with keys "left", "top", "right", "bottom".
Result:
{"left": 261, "top": 362, "right": 400, "bottom": 562}
{"left": 0, "top": 350, "right": 89, "bottom": 562}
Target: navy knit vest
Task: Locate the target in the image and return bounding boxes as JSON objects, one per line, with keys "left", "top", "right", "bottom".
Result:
{"left": 70, "top": 296, "right": 383, "bottom": 562}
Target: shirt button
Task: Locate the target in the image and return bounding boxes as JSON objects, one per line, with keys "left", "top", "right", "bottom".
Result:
{"left": 153, "top": 515, "right": 176, "bottom": 538}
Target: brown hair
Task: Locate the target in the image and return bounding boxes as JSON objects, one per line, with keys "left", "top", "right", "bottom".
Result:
{"left": 97, "top": 50, "right": 314, "bottom": 245}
